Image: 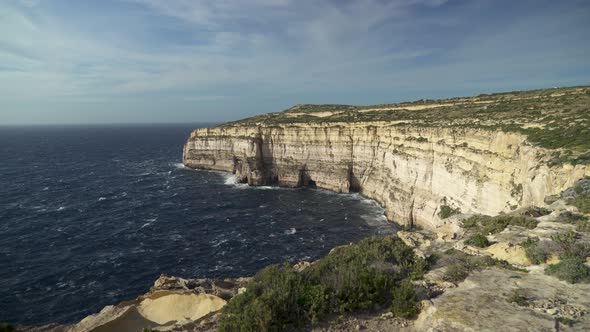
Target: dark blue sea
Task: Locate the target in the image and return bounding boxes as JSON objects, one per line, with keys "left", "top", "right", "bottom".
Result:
{"left": 0, "top": 124, "right": 394, "bottom": 325}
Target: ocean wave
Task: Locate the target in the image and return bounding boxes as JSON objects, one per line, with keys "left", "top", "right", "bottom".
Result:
{"left": 258, "top": 186, "right": 280, "bottom": 190}
{"left": 284, "top": 228, "right": 297, "bottom": 235}
{"left": 173, "top": 163, "right": 186, "bottom": 169}
{"left": 223, "top": 174, "right": 249, "bottom": 188}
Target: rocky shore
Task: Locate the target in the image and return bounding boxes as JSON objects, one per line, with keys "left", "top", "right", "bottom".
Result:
{"left": 17, "top": 85, "right": 590, "bottom": 331}
{"left": 22, "top": 178, "right": 590, "bottom": 332}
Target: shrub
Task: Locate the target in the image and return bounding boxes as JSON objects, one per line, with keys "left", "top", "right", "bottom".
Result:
{"left": 521, "top": 207, "right": 551, "bottom": 217}
{"left": 557, "top": 317, "right": 575, "bottom": 327}
{"left": 444, "top": 264, "right": 469, "bottom": 282}
{"left": 219, "top": 236, "right": 427, "bottom": 331}
{"left": 438, "top": 205, "right": 461, "bottom": 219}
{"left": 0, "top": 324, "right": 15, "bottom": 332}
{"left": 577, "top": 220, "right": 590, "bottom": 233}
{"left": 440, "top": 249, "right": 525, "bottom": 283}
{"left": 507, "top": 289, "right": 528, "bottom": 306}
{"left": 545, "top": 257, "right": 590, "bottom": 284}
{"left": 390, "top": 279, "right": 419, "bottom": 319}
{"left": 520, "top": 237, "right": 551, "bottom": 264}
{"left": 509, "top": 216, "right": 538, "bottom": 229}
{"left": 465, "top": 233, "right": 490, "bottom": 248}
{"left": 569, "top": 193, "right": 590, "bottom": 213}
{"left": 219, "top": 264, "right": 307, "bottom": 331}
{"left": 555, "top": 212, "right": 590, "bottom": 233}
{"left": 463, "top": 214, "right": 537, "bottom": 235}
{"left": 551, "top": 231, "right": 585, "bottom": 259}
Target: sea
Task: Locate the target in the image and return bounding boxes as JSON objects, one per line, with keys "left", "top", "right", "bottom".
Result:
{"left": 0, "top": 124, "right": 395, "bottom": 325}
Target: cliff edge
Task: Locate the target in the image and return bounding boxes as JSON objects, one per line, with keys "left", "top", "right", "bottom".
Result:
{"left": 183, "top": 85, "right": 590, "bottom": 229}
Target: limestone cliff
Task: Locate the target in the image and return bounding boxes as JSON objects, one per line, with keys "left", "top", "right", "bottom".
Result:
{"left": 183, "top": 86, "right": 590, "bottom": 229}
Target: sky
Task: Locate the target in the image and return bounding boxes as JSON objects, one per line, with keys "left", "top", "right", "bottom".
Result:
{"left": 1, "top": 0, "right": 589, "bottom": 125}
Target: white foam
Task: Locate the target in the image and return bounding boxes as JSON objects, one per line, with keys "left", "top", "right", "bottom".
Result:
{"left": 224, "top": 174, "right": 237, "bottom": 185}
{"left": 98, "top": 197, "right": 107, "bottom": 201}
{"left": 284, "top": 228, "right": 297, "bottom": 235}
{"left": 258, "top": 186, "right": 279, "bottom": 190}
{"left": 56, "top": 206, "right": 66, "bottom": 211}
{"left": 174, "top": 163, "right": 186, "bottom": 169}
{"left": 223, "top": 174, "right": 249, "bottom": 188}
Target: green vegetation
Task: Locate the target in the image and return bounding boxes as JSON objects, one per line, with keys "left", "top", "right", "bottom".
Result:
{"left": 0, "top": 324, "right": 15, "bottom": 332}
{"left": 555, "top": 212, "right": 590, "bottom": 233}
{"left": 520, "top": 237, "right": 551, "bottom": 264}
{"left": 521, "top": 206, "right": 551, "bottom": 218}
{"left": 219, "top": 236, "right": 428, "bottom": 331}
{"left": 521, "top": 231, "right": 590, "bottom": 283}
{"left": 563, "top": 180, "right": 590, "bottom": 214}
{"left": 545, "top": 257, "right": 590, "bottom": 284}
{"left": 569, "top": 193, "right": 590, "bottom": 214}
{"left": 465, "top": 233, "right": 490, "bottom": 248}
{"left": 223, "top": 85, "right": 590, "bottom": 164}
{"left": 507, "top": 289, "right": 528, "bottom": 306}
{"left": 440, "top": 249, "right": 524, "bottom": 283}
{"left": 463, "top": 214, "right": 537, "bottom": 235}
{"left": 522, "top": 231, "right": 589, "bottom": 262}
{"left": 443, "top": 263, "right": 469, "bottom": 283}
{"left": 389, "top": 279, "right": 420, "bottom": 319}
{"left": 438, "top": 205, "right": 461, "bottom": 219}
{"left": 550, "top": 231, "right": 590, "bottom": 260}
{"left": 557, "top": 317, "right": 575, "bottom": 327}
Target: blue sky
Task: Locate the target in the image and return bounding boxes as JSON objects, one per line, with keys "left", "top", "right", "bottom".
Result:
{"left": 1, "top": 0, "right": 589, "bottom": 124}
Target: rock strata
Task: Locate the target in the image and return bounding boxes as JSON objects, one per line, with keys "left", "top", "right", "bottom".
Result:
{"left": 184, "top": 124, "right": 589, "bottom": 229}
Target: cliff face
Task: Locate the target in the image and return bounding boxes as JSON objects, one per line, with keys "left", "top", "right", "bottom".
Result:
{"left": 183, "top": 123, "right": 589, "bottom": 229}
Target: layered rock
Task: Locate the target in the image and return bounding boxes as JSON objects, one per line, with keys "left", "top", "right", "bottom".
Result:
{"left": 183, "top": 123, "right": 589, "bottom": 229}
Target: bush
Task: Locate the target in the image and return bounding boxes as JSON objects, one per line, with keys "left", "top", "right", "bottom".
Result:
{"left": 577, "top": 220, "right": 590, "bottom": 233}
{"left": 219, "top": 264, "right": 307, "bottom": 331}
{"left": 390, "top": 279, "right": 419, "bottom": 319}
{"left": 507, "top": 289, "right": 528, "bottom": 306}
{"left": 0, "top": 324, "right": 15, "bottom": 332}
{"left": 465, "top": 233, "right": 490, "bottom": 248}
{"left": 438, "top": 205, "right": 461, "bottom": 219}
{"left": 219, "top": 236, "right": 428, "bottom": 331}
{"left": 545, "top": 257, "right": 590, "bottom": 284}
{"left": 520, "top": 237, "right": 551, "bottom": 264}
{"left": 555, "top": 212, "right": 590, "bottom": 233}
{"left": 569, "top": 193, "right": 590, "bottom": 214}
{"left": 550, "top": 231, "right": 590, "bottom": 259}
{"left": 439, "top": 249, "right": 525, "bottom": 283}
{"left": 521, "top": 207, "right": 551, "bottom": 217}
{"left": 509, "top": 216, "right": 539, "bottom": 229}
{"left": 463, "top": 214, "right": 537, "bottom": 235}
{"left": 444, "top": 263, "right": 469, "bottom": 282}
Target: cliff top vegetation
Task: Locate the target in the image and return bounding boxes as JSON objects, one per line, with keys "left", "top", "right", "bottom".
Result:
{"left": 222, "top": 85, "right": 590, "bottom": 164}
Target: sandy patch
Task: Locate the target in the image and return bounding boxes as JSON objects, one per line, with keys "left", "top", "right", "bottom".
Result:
{"left": 138, "top": 292, "right": 226, "bottom": 325}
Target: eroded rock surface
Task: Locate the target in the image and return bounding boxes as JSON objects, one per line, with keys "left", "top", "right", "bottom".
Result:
{"left": 183, "top": 124, "right": 589, "bottom": 230}
{"left": 39, "top": 276, "right": 250, "bottom": 332}
{"left": 415, "top": 268, "right": 590, "bottom": 331}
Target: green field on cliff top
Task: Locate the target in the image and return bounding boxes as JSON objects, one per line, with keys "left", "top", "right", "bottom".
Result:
{"left": 224, "top": 85, "right": 590, "bottom": 165}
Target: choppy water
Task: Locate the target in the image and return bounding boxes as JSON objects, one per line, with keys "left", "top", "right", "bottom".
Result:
{"left": 0, "top": 124, "right": 394, "bottom": 325}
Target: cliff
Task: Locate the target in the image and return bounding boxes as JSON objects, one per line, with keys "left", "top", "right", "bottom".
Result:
{"left": 183, "top": 85, "right": 590, "bottom": 229}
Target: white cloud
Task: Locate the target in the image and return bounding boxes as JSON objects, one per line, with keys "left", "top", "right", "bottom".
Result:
{"left": 0, "top": 0, "right": 442, "bottom": 100}
{"left": 0, "top": 0, "right": 587, "bottom": 113}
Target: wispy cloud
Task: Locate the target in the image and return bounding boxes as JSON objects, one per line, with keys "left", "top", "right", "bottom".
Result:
{"left": 0, "top": 0, "right": 588, "bottom": 124}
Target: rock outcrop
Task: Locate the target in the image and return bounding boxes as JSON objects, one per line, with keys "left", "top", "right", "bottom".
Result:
{"left": 32, "top": 276, "right": 251, "bottom": 332}
{"left": 183, "top": 123, "right": 589, "bottom": 229}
